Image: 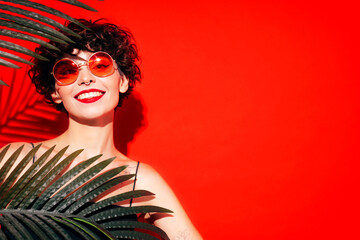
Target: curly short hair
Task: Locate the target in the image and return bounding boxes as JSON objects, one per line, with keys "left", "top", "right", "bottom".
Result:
{"left": 28, "top": 19, "right": 141, "bottom": 111}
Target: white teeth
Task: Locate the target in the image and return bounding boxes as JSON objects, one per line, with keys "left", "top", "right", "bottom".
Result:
{"left": 77, "top": 91, "right": 104, "bottom": 100}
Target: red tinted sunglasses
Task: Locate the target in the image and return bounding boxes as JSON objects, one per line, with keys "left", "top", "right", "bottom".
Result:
{"left": 52, "top": 51, "right": 117, "bottom": 86}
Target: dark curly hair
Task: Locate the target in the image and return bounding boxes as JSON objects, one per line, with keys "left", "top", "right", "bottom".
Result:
{"left": 28, "top": 19, "right": 141, "bottom": 111}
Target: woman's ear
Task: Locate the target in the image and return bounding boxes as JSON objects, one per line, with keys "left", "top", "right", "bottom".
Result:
{"left": 51, "top": 90, "right": 62, "bottom": 104}
{"left": 119, "top": 75, "right": 129, "bottom": 93}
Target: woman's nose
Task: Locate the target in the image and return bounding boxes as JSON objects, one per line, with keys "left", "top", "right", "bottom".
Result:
{"left": 77, "top": 65, "right": 96, "bottom": 86}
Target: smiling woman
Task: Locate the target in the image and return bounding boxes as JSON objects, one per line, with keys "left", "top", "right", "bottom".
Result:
{"left": 50, "top": 49, "right": 128, "bottom": 121}
{"left": 0, "top": 19, "right": 202, "bottom": 239}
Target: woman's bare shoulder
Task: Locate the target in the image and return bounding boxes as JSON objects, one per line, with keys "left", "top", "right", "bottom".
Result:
{"left": 134, "top": 162, "right": 175, "bottom": 205}
{"left": 133, "top": 162, "right": 203, "bottom": 239}
{"left": 136, "top": 162, "right": 164, "bottom": 184}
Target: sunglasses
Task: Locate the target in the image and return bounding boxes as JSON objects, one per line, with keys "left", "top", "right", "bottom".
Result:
{"left": 52, "top": 51, "right": 117, "bottom": 86}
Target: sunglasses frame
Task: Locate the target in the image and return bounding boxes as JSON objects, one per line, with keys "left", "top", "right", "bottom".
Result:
{"left": 52, "top": 51, "right": 118, "bottom": 86}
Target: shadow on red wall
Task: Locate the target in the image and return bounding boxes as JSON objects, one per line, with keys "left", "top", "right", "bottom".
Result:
{"left": 114, "top": 92, "right": 147, "bottom": 155}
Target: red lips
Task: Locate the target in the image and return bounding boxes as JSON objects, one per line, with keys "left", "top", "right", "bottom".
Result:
{"left": 74, "top": 89, "right": 105, "bottom": 103}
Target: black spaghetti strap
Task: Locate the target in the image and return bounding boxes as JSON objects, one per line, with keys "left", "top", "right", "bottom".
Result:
{"left": 29, "top": 142, "right": 35, "bottom": 163}
{"left": 129, "top": 161, "right": 140, "bottom": 207}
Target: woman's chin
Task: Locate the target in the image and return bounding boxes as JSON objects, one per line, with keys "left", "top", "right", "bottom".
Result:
{"left": 69, "top": 108, "right": 114, "bottom": 123}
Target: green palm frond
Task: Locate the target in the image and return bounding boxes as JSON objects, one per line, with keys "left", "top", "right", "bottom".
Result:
{"left": 0, "top": 145, "right": 171, "bottom": 240}
{"left": 1, "top": 0, "right": 90, "bottom": 30}
{"left": 0, "top": 0, "right": 101, "bottom": 85}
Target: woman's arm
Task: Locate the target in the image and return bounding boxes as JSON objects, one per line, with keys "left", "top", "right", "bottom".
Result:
{"left": 135, "top": 163, "right": 202, "bottom": 240}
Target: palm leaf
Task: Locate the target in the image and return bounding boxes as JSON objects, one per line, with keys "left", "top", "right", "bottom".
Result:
{"left": 0, "top": 29, "right": 60, "bottom": 51}
{"left": 0, "top": 40, "right": 49, "bottom": 61}
{"left": 56, "top": 0, "right": 98, "bottom": 12}
{"left": 112, "top": 231, "right": 159, "bottom": 240}
{"left": 53, "top": 167, "right": 130, "bottom": 212}
{"left": 103, "top": 221, "right": 169, "bottom": 240}
{"left": 0, "top": 144, "right": 24, "bottom": 184}
{"left": 1, "top": 0, "right": 90, "bottom": 30}
{"left": 0, "top": 143, "right": 41, "bottom": 196}
{"left": 0, "top": 145, "right": 171, "bottom": 239}
{"left": 0, "top": 4, "right": 81, "bottom": 38}
{"left": 0, "top": 20, "right": 68, "bottom": 44}
{"left": 8, "top": 145, "right": 70, "bottom": 209}
{"left": 66, "top": 175, "right": 138, "bottom": 214}
{"left": 0, "top": 50, "right": 34, "bottom": 65}
{"left": 0, "top": 13, "right": 75, "bottom": 43}
{"left": 0, "top": 79, "right": 10, "bottom": 85}
{"left": 0, "top": 145, "right": 56, "bottom": 209}
{"left": 0, "top": 58, "right": 21, "bottom": 69}
{"left": 0, "top": 0, "right": 100, "bottom": 79}
{"left": 0, "top": 144, "right": 10, "bottom": 166}
{"left": 80, "top": 190, "right": 156, "bottom": 216}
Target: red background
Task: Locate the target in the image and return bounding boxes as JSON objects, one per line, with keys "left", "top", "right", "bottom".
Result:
{"left": 1, "top": 0, "right": 360, "bottom": 239}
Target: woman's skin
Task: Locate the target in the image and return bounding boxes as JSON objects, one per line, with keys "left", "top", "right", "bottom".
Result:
{"left": 0, "top": 50, "right": 202, "bottom": 239}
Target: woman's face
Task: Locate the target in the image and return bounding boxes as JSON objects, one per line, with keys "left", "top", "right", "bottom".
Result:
{"left": 51, "top": 49, "right": 129, "bottom": 121}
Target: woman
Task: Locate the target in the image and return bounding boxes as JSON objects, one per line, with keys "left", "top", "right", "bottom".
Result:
{"left": 0, "top": 19, "right": 202, "bottom": 239}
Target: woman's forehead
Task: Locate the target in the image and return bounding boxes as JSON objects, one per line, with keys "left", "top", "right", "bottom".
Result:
{"left": 62, "top": 49, "right": 93, "bottom": 61}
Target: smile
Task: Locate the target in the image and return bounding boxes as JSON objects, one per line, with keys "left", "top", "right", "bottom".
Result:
{"left": 74, "top": 89, "right": 105, "bottom": 103}
{"left": 77, "top": 91, "right": 104, "bottom": 100}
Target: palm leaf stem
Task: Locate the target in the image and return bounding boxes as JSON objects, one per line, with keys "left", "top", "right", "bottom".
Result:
{"left": 51, "top": 216, "right": 93, "bottom": 240}
{"left": 74, "top": 218, "right": 116, "bottom": 240}
{"left": 22, "top": 214, "right": 59, "bottom": 240}
{"left": 62, "top": 217, "right": 105, "bottom": 240}
{"left": 0, "top": 214, "right": 24, "bottom": 239}
{"left": 25, "top": 214, "right": 60, "bottom": 240}
{"left": 13, "top": 213, "right": 49, "bottom": 240}
{"left": 37, "top": 215, "right": 73, "bottom": 240}
{"left": 4, "top": 213, "right": 33, "bottom": 239}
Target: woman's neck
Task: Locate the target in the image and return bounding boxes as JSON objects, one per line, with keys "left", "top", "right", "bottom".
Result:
{"left": 56, "top": 112, "right": 119, "bottom": 159}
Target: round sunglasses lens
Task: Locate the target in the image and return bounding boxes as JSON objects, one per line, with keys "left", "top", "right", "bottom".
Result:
{"left": 89, "top": 52, "right": 115, "bottom": 77}
{"left": 54, "top": 59, "right": 78, "bottom": 85}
